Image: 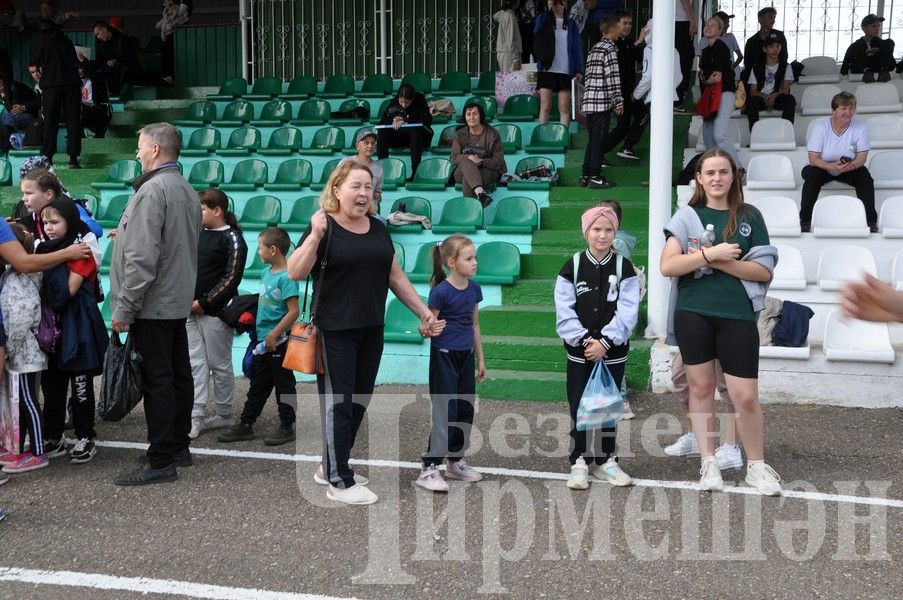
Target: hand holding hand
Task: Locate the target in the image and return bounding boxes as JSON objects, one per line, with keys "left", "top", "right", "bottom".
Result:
{"left": 582, "top": 337, "right": 607, "bottom": 362}
{"left": 467, "top": 154, "right": 482, "bottom": 165}
{"left": 419, "top": 315, "right": 446, "bottom": 337}
{"left": 392, "top": 116, "right": 404, "bottom": 130}
{"left": 112, "top": 318, "right": 130, "bottom": 333}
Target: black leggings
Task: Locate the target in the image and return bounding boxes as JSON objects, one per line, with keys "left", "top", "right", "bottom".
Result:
{"left": 566, "top": 357, "right": 626, "bottom": 466}
{"left": 674, "top": 310, "right": 760, "bottom": 378}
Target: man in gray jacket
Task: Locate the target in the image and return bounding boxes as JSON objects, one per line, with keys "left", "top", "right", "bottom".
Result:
{"left": 110, "top": 122, "right": 201, "bottom": 486}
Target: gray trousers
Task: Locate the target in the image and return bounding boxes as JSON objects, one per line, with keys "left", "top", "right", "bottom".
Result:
{"left": 701, "top": 91, "right": 739, "bottom": 164}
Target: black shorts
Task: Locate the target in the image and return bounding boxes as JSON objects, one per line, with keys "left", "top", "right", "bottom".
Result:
{"left": 537, "top": 71, "right": 572, "bottom": 93}
{"left": 674, "top": 310, "right": 760, "bottom": 378}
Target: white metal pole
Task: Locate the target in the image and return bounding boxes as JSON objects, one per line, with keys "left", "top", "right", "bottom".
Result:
{"left": 644, "top": 0, "right": 677, "bottom": 340}
{"left": 379, "top": 0, "right": 388, "bottom": 74}
{"left": 240, "top": 0, "right": 251, "bottom": 80}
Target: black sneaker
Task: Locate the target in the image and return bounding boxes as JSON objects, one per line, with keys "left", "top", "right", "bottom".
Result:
{"left": 68, "top": 161, "right": 81, "bottom": 169}
{"left": 600, "top": 156, "right": 612, "bottom": 168}
{"left": 878, "top": 71, "right": 891, "bottom": 83}
{"left": 69, "top": 438, "right": 96, "bottom": 464}
{"left": 44, "top": 438, "right": 68, "bottom": 458}
{"left": 579, "top": 175, "right": 590, "bottom": 187}
{"left": 264, "top": 424, "right": 295, "bottom": 446}
{"left": 617, "top": 148, "right": 640, "bottom": 160}
{"left": 587, "top": 176, "right": 616, "bottom": 189}
{"left": 868, "top": 222, "right": 879, "bottom": 233}
{"left": 477, "top": 192, "right": 493, "bottom": 208}
{"left": 217, "top": 423, "right": 255, "bottom": 443}
{"left": 863, "top": 71, "right": 876, "bottom": 83}
{"left": 139, "top": 449, "right": 192, "bottom": 468}
{"left": 800, "top": 221, "right": 811, "bottom": 233}
{"left": 114, "top": 464, "right": 178, "bottom": 486}
{"left": 673, "top": 103, "right": 689, "bottom": 114}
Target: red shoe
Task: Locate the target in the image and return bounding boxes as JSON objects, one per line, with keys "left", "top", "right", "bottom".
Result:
{"left": 0, "top": 451, "right": 29, "bottom": 466}
{"left": 2, "top": 453, "right": 49, "bottom": 474}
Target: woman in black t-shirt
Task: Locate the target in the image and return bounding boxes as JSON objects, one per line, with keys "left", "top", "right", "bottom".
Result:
{"left": 288, "top": 161, "right": 444, "bottom": 506}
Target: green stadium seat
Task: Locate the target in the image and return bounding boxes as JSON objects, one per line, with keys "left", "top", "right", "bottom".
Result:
{"left": 187, "top": 159, "right": 225, "bottom": 190}
{"left": 508, "top": 156, "right": 557, "bottom": 190}
{"left": 319, "top": 74, "right": 355, "bottom": 98}
{"left": 298, "top": 126, "right": 345, "bottom": 156}
{"left": 401, "top": 71, "right": 431, "bottom": 94}
{"left": 100, "top": 295, "right": 112, "bottom": 326}
{"left": 377, "top": 157, "right": 407, "bottom": 190}
{"left": 458, "top": 95, "right": 498, "bottom": 122}
{"left": 280, "top": 195, "right": 319, "bottom": 231}
{"left": 432, "top": 196, "right": 484, "bottom": 233}
{"left": 406, "top": 158, "right": 452, "bottom": 191}
{"left": 358, "top": 73, "right": 393, "bottom": 98}
{"left": 99, "top": 243, "right": 114, "bottom": 275}
{"left": 282, "top": 75, "right": 317, "bottom": 100}
{"left": 388, "top": 196, "right": 430, "bottom": 233}
{"left": 174, "top": 100, "right": 216, "bottom": 126}
{"left": 251, "top": 99, "right": 292, "bottom": 127}
{"left": 258, "top": 126, "right": 303, "bottom": 156}
{"left": 375, "top": 98, "right": 392, "bottom": 121}
{"left": 264, "top": 158, "right": 313, "bottom": 191}
{"left": 181, "top": 127, "right": 221, "bottom": 157}
{"left": 240, "top": 195, "right": 282, "bottom": 227}
{"left": 310, "top": 158, "right": 342, "bottom": 191}
{"left": 92, "top": 159, "right": 141, "bottom": 190}
{"left": 245, "top": 76, "right": 283, "bottom": 101}
{"left": 392, "top": 241, "right": 405, "bottom": 269}
{"left": 212, "top": 99, "right": 255, "bottom": 127}
{"left": 97, "top": 194, "right": 131, "bottom": 228}
{"left": 431, "top": 124, "right": 460, "bottom": 155}
{"left": 437, "top": 71, "right": 471, "bottom": 96}
{"left": 331, "top": 98, "right": 370, "bottom": 125}
{"left": 244, "top": 249, "right": 267, "bottom": 278}
{"left": 207, "top": 77, "right": 247, "bottom": 101}
{"left": 407, "top": 243, "right": 436, "bottom": 283}
{"left": 81, "top": 193, "right": 99, "bottom": 217}
{"left": 383, "top": 296, "right": 428, "bottom": 343}
{"left": 0, "top": 159, "right": 10, "bottom": 185}
{"left": 497, "top": 94, "right": 539, "bottom": 122}
{"left": 474, "top": 241, "right": 521, "bottom": 285}
{"left": 219, "top": 127, "right": 262, "bottom": 156}
{"left": 290, "top": 99, "right": 331, "bottom": 126}
{"left": 473, "top": 70, "right": 496, "bottom": 96}
{"left": 525, "top": 123, "right": 569, "bottom": 153}
{"left": 494, "top": 123, "right": 522, "bottom": 153}
{"left": 220, "top": 159, "right": 268, "bottom": 191}
{"left": 486, "top": 196, "right": 538, "bottom": 234}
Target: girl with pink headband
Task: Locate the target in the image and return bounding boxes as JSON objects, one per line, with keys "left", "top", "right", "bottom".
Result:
{"left": 554, "top": 202, "right": 641, "bottom": 491}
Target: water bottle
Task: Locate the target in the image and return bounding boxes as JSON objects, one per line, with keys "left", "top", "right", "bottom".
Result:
{"left": 702, "top": 224, "right": 716, "bottom": 248}
{"left": 252, "top": 332, "right": 288, "bottom": 355}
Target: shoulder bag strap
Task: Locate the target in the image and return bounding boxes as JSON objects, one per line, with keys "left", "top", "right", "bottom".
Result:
{"left": 308, "top": 216, "right": 334, "bottom": 324}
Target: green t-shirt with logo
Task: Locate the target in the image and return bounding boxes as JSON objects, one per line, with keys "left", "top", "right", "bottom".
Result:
{"left": 675, "top": 205, "right": 770, "bottom": 321}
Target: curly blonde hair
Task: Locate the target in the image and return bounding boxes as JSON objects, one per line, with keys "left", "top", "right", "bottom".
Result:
{"left": 318, "top": 160, "right": 376, "bottom": 216}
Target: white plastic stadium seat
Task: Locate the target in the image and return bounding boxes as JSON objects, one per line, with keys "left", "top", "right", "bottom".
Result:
{"left": 749, "top": 119, "right": 796, "bottom": 151}
{"left": 866, "top": 115, "right": 903, "bottom": 149}
{"left": 823, "top": 310, "right": 895, "bottom": 363}
{"left": 745, "top": 154, "right": 796, "bottom": 190}
{"left": 854, "top": 82, "right": 903, "bottom": 114}
{"left": 866, "top": 151, "right": 903, "bottom": 188}
{"left": 771, "top": 244, "right": 807, "bottom": 289}
{"left": 746, "top": 195, "right": 800, "bottom": 237}
{"left": 893, "top": 249, "right": 903, "bottom": 290}
{"left": 879, "top": 196, "right": 903, "bottom": 237}
{"left": 799, "top": 56, "right": 841, "bottom": 84}
{"left": 817, "top": 245, "right": 877, "bottom": 290}
{"left": 811, "top": 195, "right": 870, "bottom": 237}
{"left": 801, "top": 84, "right": 842, "bottom": 116}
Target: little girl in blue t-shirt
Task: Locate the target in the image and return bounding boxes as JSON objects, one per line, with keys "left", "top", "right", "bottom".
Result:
{"left": 416, "top": 234, "right": 486, "bottom": 493}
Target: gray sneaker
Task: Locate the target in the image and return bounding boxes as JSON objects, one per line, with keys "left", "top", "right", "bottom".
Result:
{"left": 445, "top": 459, "right": 483, "bottom": 482}
{"left": 203, "top": 415, "right": 232, "bottom": 430}
{"left": 415, "top": 465, "right": 449, "bottom": 492}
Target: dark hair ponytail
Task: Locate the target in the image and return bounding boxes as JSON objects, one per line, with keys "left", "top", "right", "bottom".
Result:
{"left": 198, "top": 188, "right": 242, "bottom": 233}
{"left": 430, "top": 243, "right": 446, "bottom": 287}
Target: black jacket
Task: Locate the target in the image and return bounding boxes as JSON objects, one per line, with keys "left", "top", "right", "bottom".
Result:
{"left": 0, "top": 80, "right": 38, "bottom": 114}
{"left": 700, "top": 39, "right": 735, "bottom": 93}
{"left": 840, "top": 36, "right": 896, "bottom": 75}
{"left": 95, "top": 28, "right": 139, "bottom": 69}
{"left": 31, "top": 21, "right": 80, "bottom": 89}
{"left": 378, "top": 91, "right": 433, "bottom": 133}
{"left": 614, "top": 37, "right": 643, "bottom": 99}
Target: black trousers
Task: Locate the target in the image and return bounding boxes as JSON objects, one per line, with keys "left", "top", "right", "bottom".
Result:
{"left": 162, "top": 36, "right": 176, "bottom": 78}
{"left": 745, "top": 93, "right": 796, "bottom": 130}
{"left": 130, "top": 318, "right": 194, "bottom": 469}
{"left": 800, "top": 165, "right": 878, "bottom": 224}
{"left": 42, "top": 357, "right": 97, "bottom": 441}
{"left": 377, "top": 128, "right": 428, "bottom": 176}
{"left": 603, "top": 99, "right": 648, "bottom": 153}
{"left": 582, "top": 109, "right": 613, "bottom": 176}
{"left": 674, "top": 21, "right": 694, "bottom": 103}
{"left": 81, "top": 104, "right": 112, "bottom": 138}
{"left": 566, "top": 358, "right": 626, "bottom": 466}
{"left": 17, "top": 372, "right": 44, "bottom": 456}
{"left": 239, "top": 341, "right": 297, "bottom": 427}
{"left": 423, "top": 347, "right": 476, "bottom": 466}
{"left": 317, "top": 326, "right": 383, "bottom": 489}
{"left": 96, "top": 63, "right": 133, "bottom": 97}
{"left": 40, "top": 85, "right": 81, "bottom": 163}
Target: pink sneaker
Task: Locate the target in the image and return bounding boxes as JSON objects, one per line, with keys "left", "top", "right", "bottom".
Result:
{"left": 2, "top": 453, "right": 49, "bottom": 474}
{"left": 0, "top": 451, "right": 29, "bottom": 466}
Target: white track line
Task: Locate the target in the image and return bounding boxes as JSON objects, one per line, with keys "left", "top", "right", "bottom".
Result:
{"left": 96, "top": 440, "right": 903, "bottom": 509}
{"left": 0, "top": 567, "right": 358, "bottom": 600}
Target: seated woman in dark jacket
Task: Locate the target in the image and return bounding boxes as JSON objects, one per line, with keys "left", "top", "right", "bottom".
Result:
{"left": 450, "top": 102, "right": 507, "bottom": 207}
{"left": 376, "top": 83, "right": 432, "bottom": 178}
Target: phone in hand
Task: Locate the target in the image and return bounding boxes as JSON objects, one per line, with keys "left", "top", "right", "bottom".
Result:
{"left": 839, "top": 156, "right": 852, "bottom": 164}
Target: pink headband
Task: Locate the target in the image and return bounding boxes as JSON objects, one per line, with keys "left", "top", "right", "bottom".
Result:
{"left": 581, "top": 206, "right": 619, "bottom": 237}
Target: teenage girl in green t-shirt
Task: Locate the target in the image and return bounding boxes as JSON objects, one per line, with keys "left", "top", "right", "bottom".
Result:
{"left": 660, "top": 148, "right": 782, "bottom": 497}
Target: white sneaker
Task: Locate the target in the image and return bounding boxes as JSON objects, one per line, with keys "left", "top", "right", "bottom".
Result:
{"left": 445, "top": 459, "right": 483, "bottom": 482}
{"left": 203, "top": 415, "right": 232, "bottom": 430}
{"left": 313, "top": 464, "right": 369, "bottom": 486}
{"left": 745, "top": 462, "right": 782, "bottom": 496}
{"left": 326, "top": 484, "right": 378, "bottom": 505}
{"left": 620, "top": 402, "right": 635, "bottom": 421}
{"left": 699, "top": 457, "right": 724, "bottom": 492}
{"left": 566, "top": 457, "right": 589, "bottom": 490}
{"left": 594, "top": 459, "right": 634, "bottom": 487}
{"left": 415, "top": 465, "right": 449, "bottom": 492}
{"left": 664, "top": 432, "right": 699, "bottom": 456}
{"left": 188, "top": 418, "right": 204, "bottom": 439}
{"left": 715, "top": 444, "right": 743, "bottom": 470}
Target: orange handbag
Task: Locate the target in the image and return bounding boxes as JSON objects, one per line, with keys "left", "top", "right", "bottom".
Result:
{"left": 283, "top": 218, "right": 332, "bottom": 375}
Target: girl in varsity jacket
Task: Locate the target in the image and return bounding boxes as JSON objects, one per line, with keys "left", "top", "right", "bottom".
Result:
{"left": 554, "top": 204, "right": 640, "bottom": 491}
